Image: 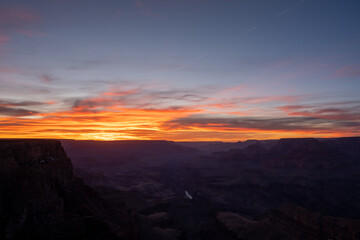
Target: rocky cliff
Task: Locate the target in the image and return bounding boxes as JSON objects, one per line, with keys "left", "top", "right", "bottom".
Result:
{"left": 0, "top": 139, "right": 120, "bottom": 240}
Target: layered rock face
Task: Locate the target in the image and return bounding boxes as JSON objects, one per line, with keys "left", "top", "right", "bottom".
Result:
{"left": 216, "top": 204, "right": 360, "bottom": 240}
{"left": 0, "top": 140, "right": 119, "bottom": 240}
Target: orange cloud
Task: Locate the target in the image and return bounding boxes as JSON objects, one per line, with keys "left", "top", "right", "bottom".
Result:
{"left": 0, "top": 87, "right": 359, "bottom": 141}
{"left": 1, "top": 105, "right": 358, "bottom": 141}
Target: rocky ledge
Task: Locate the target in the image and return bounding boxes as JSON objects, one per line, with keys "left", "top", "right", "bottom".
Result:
{"left": 0, "top": 139, "right": 119, "bottom": 240}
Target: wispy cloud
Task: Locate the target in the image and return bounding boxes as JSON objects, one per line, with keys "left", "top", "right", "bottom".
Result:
{"left": 0, "top": 106, "right": 39, "bottom": 117}
{"left": 69, "top": 86, "right": 208, "bottom": 112}
{"left": 0, "top": 99, "right": 55, "bottom": 117}
{"left": 134, "top": 0, "right": 165, "bottom": 19}
{"left": 0, "top": 99, "right": 50, "bottom": 107}
{"left": 0, "top": 35, "right": 10, "bottom": 45}
{"left": 278, "top": 103, "right": 360, "bottom": 121}
{"left": 0, "top": 81, "right": 358, "bottom": 141}
{"left": 0, "top": 5, "right": 44, "bottom": 44}
{"left": 330, "top": 64, "right": 360, "bottom": 79}
{"left": 162, "top": 114, "right": 358, "bottom": 132}
{"left": 40, "top": 74, "right": 56, "bottom": 83}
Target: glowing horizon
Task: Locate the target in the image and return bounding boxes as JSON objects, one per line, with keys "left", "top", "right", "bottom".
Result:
{"left": 1, "top": 85, "right": 358, "bottom": 141}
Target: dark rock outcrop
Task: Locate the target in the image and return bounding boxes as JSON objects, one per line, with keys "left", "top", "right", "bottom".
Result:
{"left": 0, "top": 139, "right": 120, "bottom": 240}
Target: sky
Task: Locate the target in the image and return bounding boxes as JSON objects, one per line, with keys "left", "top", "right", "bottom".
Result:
{"left": 0, "top": 0, "right": 359, "bottom": 141}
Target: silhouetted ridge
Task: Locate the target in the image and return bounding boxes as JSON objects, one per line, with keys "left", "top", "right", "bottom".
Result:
{"left": 61, "top": 139, "right": 200, "bottom": 168}
{"left": 272, "top": 138, "right": 324, "bottom": 153}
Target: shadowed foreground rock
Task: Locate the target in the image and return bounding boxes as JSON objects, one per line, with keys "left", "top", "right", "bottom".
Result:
{"left": 0, "top": 139, "right": 121, "bottom": 240}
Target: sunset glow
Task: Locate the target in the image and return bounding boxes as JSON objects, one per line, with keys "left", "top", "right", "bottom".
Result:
{"left": 1, "top": 0, "right": 359, "bottom": 141}
{"left": 0, "top": 87, "right": 358, "bottom": 141}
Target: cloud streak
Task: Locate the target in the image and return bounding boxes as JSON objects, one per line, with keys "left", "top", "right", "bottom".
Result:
{"left": 134, "top": 0, "right": 165, "bottom": 19}
{"left": 0, "top": 5, "right": 43, "bottom": 45}
{"left": 0, "top": 106, "right": 39, "bottom": 117}
{"left": 278, "top": 104, "right": 360, "bottom": 121}
{"left": 0, "top": 83, "right": 359, "bottom": 141}
{"left": 163, "top": 114, "right": 360, "bottom": 132}
{"left": 330, "top": 64, "right": 360, "bottom": 79}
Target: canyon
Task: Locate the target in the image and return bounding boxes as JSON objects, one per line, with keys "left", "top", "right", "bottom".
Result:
{"left": 1, "top": 137, "right": 360, "bottom": 239}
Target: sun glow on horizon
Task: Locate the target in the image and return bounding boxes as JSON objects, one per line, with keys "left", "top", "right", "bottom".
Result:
{"left": 1, "top": 87, "right": 359, "bottom": 142}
